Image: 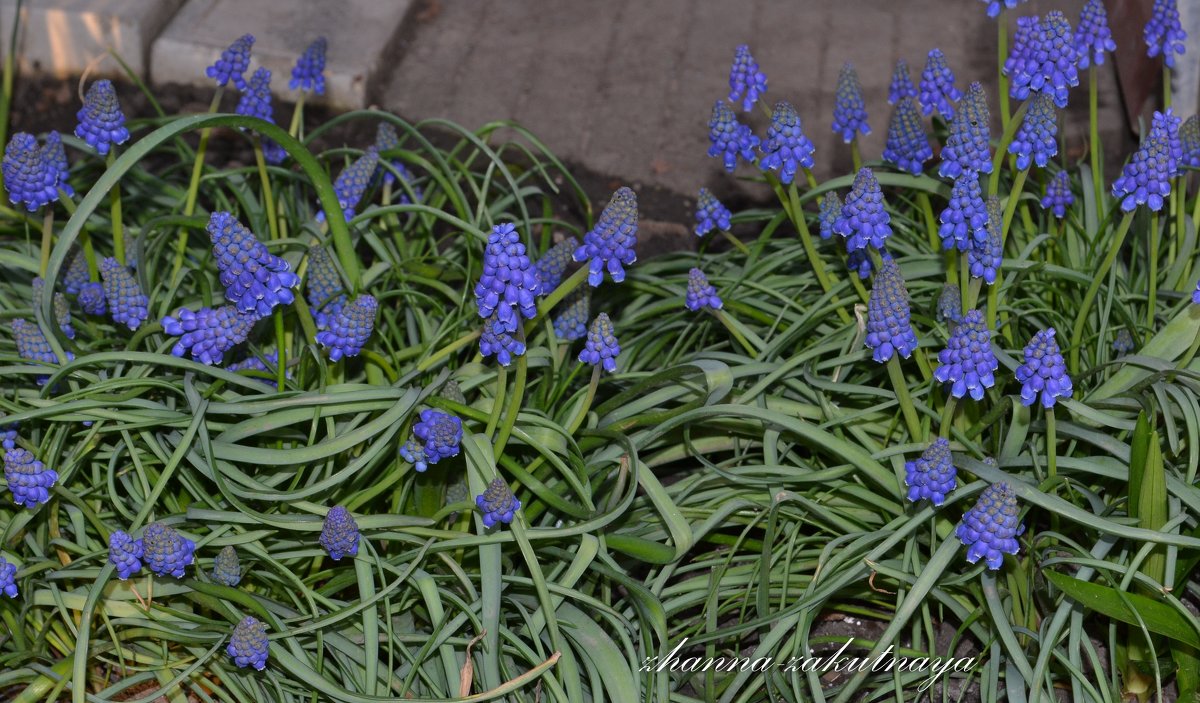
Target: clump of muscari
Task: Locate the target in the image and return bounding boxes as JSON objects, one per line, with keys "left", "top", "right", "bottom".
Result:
{"left": 864, "top": 259, "right": 917, "bottom": 363}
{"left": 412, "top": 409, "right": 463, "bottom": 465}
{"left": 579, "top": 313, "right": 620, "bottom": 373}
{"left": 533, "top": 237, "right": 578, "bottom": 292}
{"left": 212, "top": 545, "right": 242, "bottom": 587}
{"left": 918, "top": 49, "right": 962, "bottom": 118}
{"left": 882, "top": 97, "right": 931, "bottom": 175}
{"left": 142, "top": 522, "right": 196, "bottom": 578}
{"left": 317, "top": 147, "right": 380, "bottom": 222}
{"left": 1074, "top": 0, "right": 1116, "bottom": 69}
{"left": 228, "top": 617, "right": 269, "bottom": 670}
{"left": 319, "top": 506, "right": 359, "bottom": 560}
{"left": 939, "top": 82, "right": 991, "bottom": 178}
{"left": 1008, "top": 91, "right": 1059, "bottom": 171}
{"left": 1015, "top": 328, "right": 1073, "bottom": 408}
{"left": 1145, "top": 0, "right": 1187, "bottom": 69}
{"left": 207, "top": 34, "right": 255, "bottom": 89}
{"left": 475, "top": 223, "right": 540, "bottom": 332}
{"left": 685, "top": 268, "right": 723, "bottom": 312}
{"left": 708, "top": 101, "right": 760, "bottom": 173}
{"left": 316, "top": 295, "right": 378, "bottom": 361}
{"left": 290, "top": 37, "right": 327, "bottom": 94}
{"left": 553, "top": 288, "right": 590, "bottom": 341}
{"left": 208, "top": 212, "right": 299, "bottom": 317}
{"left": 728, "top": 45, "right": 767, "bottom": 111}
{"left": 4, "top": 447, "right": 57, "bottom": 508}
{"left": 98, "top": 257, "right": 149, "bottom": 331}
{"left": 480, "top": 314, "right": 527, "bottom": 366}
{"left": 1111, "top": 111, "right": 1176, "bottom": 211}
{"left": 968, "top": 196, "right": 1003, "bottom": 285}
{"left": 75, "top": 80, "right": 130, "bottom": 156}
{"left": 939, "top": 174, "right": 988, "bottom": 251}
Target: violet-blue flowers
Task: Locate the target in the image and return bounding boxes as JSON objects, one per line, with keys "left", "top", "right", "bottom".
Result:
{"left": 315, "top": 294, "right": 377, "bottom": 361}
{"left": 207, "top": 34, "right": 255, "bottom": 89}
{"left": 475, "top": 223, "right": 540, "bottom": 332}
{"left": 319, "top": 506, "right": 359, "bottom": 560}
{"left": 480, "top": 313, "right": 526, "bottom": 366}
{"left": 728, "top": 45, "right": 768, "bottom": 111}
{"left": 708, "top": 101, "right": 760, "bottom": 173}
{"left": 290, "top": 37, "right": 327, "bottom": 94}
{"left": 75, "top": 80, "right": 130, "bottom": 156}
{"left": 939, "top": 82, "right": 991, "bottom": 178}
{"left": 161, "top": 305, "right": 257, "bottom": 366}
{"left": 1008, "top": 91, "right": 1059, "bottom": 171}
{"left": 957, "top": 482, "right": 1023, "bottom": 569}
{"left": 967, "top": 196, "right": 1004, "bottom": 285}
{"left": 1111, "top": 112, "right": 1176, "bottom": 211}
{"left": 1145, "top": 0, "right": 1187, "bottom": 69}
{"left": 1015, "top": 327, "right": 1073, "bottom": 408}
{"left": 412, "top": 409, "right": 463, "bottom": 465}
{"left": 98, "top": 257, "right": 149, "bottom": 331}
{"left": 865, "top": 259, "right": 917, "bottom": 363}
{"left": 573, "top": 187, "right": 639, "bottom": 286}
{"left": 208, "top": 211, "right": 299, "bottom": 317}
{"left": 918, "top": 49, "right": 962, "bottom": 118}
{"left": 108, "top": 531, "right": 144, "bottom": 580}
{"left": 831, "top": 63, "right": 871, "bottom": 144}
{"left": 3, "top": 133, "right": 62, "bottom": 211}
{"left": 317, "top": 147, "right": 379, "bottom": 222}
{"left": 477, "top": 477, "right": 520, "bottom": 528}
{"left": 533, "top": 237, "right": 578, "bottom": 293}
{"left": 759, "top": 101, "right": 816, "bottom": 184}
{"left": 1042, "top": 170, "right": 1074, "bottom": 217}
{"left": 228, "top": 617, "right": 269, "bottom": 670}
{"left": 833, "top": 168, "right": 891, "bottom": 252}
{"left": 695, "top": 188, "right": 733, "bottom": 237}
{"left": 1074, "top": 0, "right": 1116, "bottom": 69}
{"left": 142, "top": 522, "right": 196, "bottom": 578}
{"left": 0, "top": 557, "right": 15, "bottom": 598}
{"left": 888, "top": 59, "right": 917, "bottom": 105}
{"left": 579, "top": 313, "right": 620, "bottom": 373}
{"left": 882, "top": 97, "right": 932, "bottom": 175}
{"left": 934, "top": 309, "right": 998, "bottom": 401}
{"left": 4, "top": 447, "right": 57, "bottom": 508}
{"left": 685, "top": 268, "right": 723, "bottom": 312}
{"left": 904, "top": 438, "right": 956, "bottom": 505}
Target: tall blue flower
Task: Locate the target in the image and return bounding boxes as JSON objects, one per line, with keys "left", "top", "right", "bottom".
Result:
{"left": 1005, "top": 15, "right": 1041, "bottom": 84}
{"left": 0, "top": 557, "right": 15, "bottom": 598}
{"left": 162, "top": 305, "right": 257, "bottom": 366}
{"left": 1112, "top": 114, "right": 1175, "bottom": 211}
{"left": 413, "top": 409, "right": 463, "bottom": 465}
{"left": 758, "top": 101, "right": 815, "bottom": 185}
{"left": 44, "top": 131, "right": 72, "bottom": 197}
{"left": 918, "top": 49, "right": 962, "bottom": 118}
{"left": 108, "top": 530, "right": 143, "bottom": 580}
{"left": 533, "top": 237, "right": 577, "bottom": 293}
{"left": 98, "top": 257, "right": 148, "bottom": 330}
{"left": 3, "top": 133, "right": 61, "bottom": 211}
{"left": 1146, "top": 0, "right": 1187, "bottom": 69}
{"left": 475, "top": 223, "right": 540, "bottom": 331}
{"left": 695, "top": 188, "right": 733, "bottom": 237}
{"left": 213, "top": 545, "right": 242, "bottom": 587}
{"left": 207, "top": 34, "right": 255, "bottom": 89}
{"left": 905, "top": 438, "right": 956, "bottom": 505}
{"left": 937, "top": 284, "right": 963, "bottom": 325}
{"left": 235, "top": 68, "right": 275, "bottom": 123}
{"left": 1113, "top": 328, "right": 1135, "bottom": 355}
{"left": 476, "top": 477, "right": 520, "bottom": 528}
{"left": 968, "top": 196, "right": 1003, "bottom": 285}
{"left": 980, "top": 0, "right": 1026, "bottom": 18}
{"left": 882, "top": 97, "right": 932, "bottom": 175}
{"left": 78, "top": 283, "right": 106, "bottom": 316}
{"left": 1153, "top": 108, "right": 1183, "bottom": 176}
{"left": 142, "top": 522, "right": 196, "bottom": 578}
{"left": 579, "top": 313, "right": 620, "bottom": 373}
{"left": 956, "top": 482, "right": 1023, "bottom": 569}
{"left": 228, "top": 617, "right": 269, "bottom": 670}
{"left": 319, "top": 505, "right": 359, "bottom": 560}
{"left": 315, "top": 294, "right": 377, "bottom": 361}
{"left": 64, "top": 248, "right": 89, "bottom": 295}
{"left": 1042, "top": 170, "right": 1074, "bottom": 217}
{"left": 290, "top": 37, "right": 327, "bottom": 94}
{"left": 818, "top": 193, "right": 841, "bottom": 240}
{"left": 4, "top": 447, "right": 57, "bottom": 508}
{"left": 1009, "top": 12, "right": 1079, "bottom": 108}
{"left": 208, "top": 212, "right": 299, "bottom": 317}
{"left": 75, "top": 80, "right": 130, "bottom": 156}
{"left": 1015, "top": 327, "right": 1073, "bottom": 408}
{"left": 305, "top": 245, "right": 345, "bottom": 327}
{"left": 317, "top": 147, "right": 379, "bottom": 222}
{"left": 728, "top": 45, "right": 767, "bottom": 111}
{"left": 573, "top": 187, "right": 639, "bottom": 286}
{"left": 1009, "top": 91, "right": 1058, "bottom": 171}
{"left": 708, "top": 101, "right": 760, "bottom": 173}
{"left": 864, "top": 259, "right": 917, "bottom": 363}
{"left": 939, "top": 83, "right": 992, "bottom": 178}
{"left": 553, "top": 288, "right": 589, "bottom": 341}
{"left": 479, "top": 313, "right": 526, "bottom": 366}
{"left": 685, "top": 268, "right": 723, "bottom": 312}
{"left": 13, "top": 318, "right": 72, "bottom": 366}
{"left": 934, "top": 309, "right": 998, "bottom": 401}
{"left": 888, "top": 59, "right": 917, "bottom": 105}
{"left": 832, "top": 63, "right": 870, "bottom": 144}
{"left": 1182, "top": 115, "right": 1200, "bottom": 168}
{"left": 1075, "top": 0, "right": 1117, "bottom": 69}
{"left": 834, "top": 168, "right": 892, "bottom": 252}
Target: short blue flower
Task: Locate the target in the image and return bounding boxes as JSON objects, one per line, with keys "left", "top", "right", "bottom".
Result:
{"left": 208, "top": 212, "right": 299, "bottom": 317}
{"left": 1182, "top": 115, "right": 1200, "bottom": 168}
{"left": 3, "top": 133, "right": 60, "bottom": 211}
{"left": 1009, "top": 12, "right": 1079, "bottom": 108}
{"left": 847, "top": 246, "right": 888, "bottom": 280}
{"left": 12, "top": 318, "right": 72, "bottom": 366}
{"left": 64, "top": 248, "right": 89, "bottom": 295}
{"left": 937, "top": 284, "right": 963, "bottom": 325}
{"left": 939, "top": 82, "right": 992, "bottom": 178}
{"left": 479, "top": 313, "right": 526, "bottom": 366}
{"left": 918, "top": 49, "right": 962, "bottom": 118}
{"left": 980, "top": 0, "right": 1026, "bottom": 17}
{"left": 708, "top": 101, "right": 760, "bottom": 173}
{"left": 834, "top": 167, "right": 891, "bottom": 252}
{"left": 1146, "top": 0, "right": 1187, "bottom": 69}
{"left": 213, "top": 545, "right": 241, "bottom": 587}
{"left": 728, "top": 45, "right": 767, "bottom": 112}
{"left": 475, "top": 222, "right": 540, "bottom": 331}
{"left": 315, "top": 294, "right": 377, "bottom": 361}
{"left": 305, "top": 245, "right": 345, "bottom": 328}
{"left": 162, "top": 305, "right": 258, "bottom": 366}
{"left": 1016, "top": 327, "right": 1073, "bottom": 408}
{"left": 319, "top": 505, "right": 359, "bottom": 560}
{"left": 968, "top": 196, "right": 1003, "bottom": 285}
{"left": 98, "top": 257, "right": 148, "bottom": 331}
{"left": 832, "top": 63, "right": 871, "bottom": 144}
{"left": 373, "top": 123, "right": 422, "bottom": 199}
{"left": 1042, "top": 170, "right": 1074, "bottom": 217}
{"left": 685, "top": 268, "right": 723, "bottom": 312}
{"left": 78, "top": 282, "right": 106, "bottom": 316}
{"left": 865, "top": 259, "right": 917, "bottom": 363}
{"left": 0, "top": 420, "right": 16, "bottom": 450}
{"left": 142, "top": 522, "right": 196, "bottom": 578}
{"left": 228, "top": 616, "right": 269, "bottom": 670}
{"left": 533, "top": 237, "right": 577, "bottom": 293}
{"left": 207, "top": 34, "right": 255, "bottom": 89}
{"left": 1008, "top": 91, "right": 1059, "bottom": 171}
{"left": 934, "top": 309, "right": 998, "bottom": 401}
{"left": 573, "top": 187, "right": 639, "bottom": 287}
{"left": 1112, "top": 112, "right": 1175, "bottom": 211}
{"left": 44, "top": 131, "right": 72, "bottom": 197}
{"left": 579, "top": 313, "right": 620, "bottom": 373}
{"left": 236, "top": 67, "right": 275, "bottom": 123}
{"left": 4, "top": 447, "right": 57, "bottom": 508}
{"left": 0, "top": 556, "right": 15, "bottom": 598}
{"left": 108, "top": 530, "right": 143, "bottom": 580}
{"left": 400, "top": 439, "right": 429, "bottom": 473}
{"left": 818, "top": 193, "right": 841, "bottom": 240}
{"left": 957, "top": 482, "right": 1023, "bottom": 569}
{"left": 413, "top": 409, "right": 463, "bottom": 464}
{"left": 888, "top": 59, "right": 917, "bottom": 105}
{"left": 883, "top": 97, "right": 932, "bottom": 175}
{"left": 476, "top": 477, "right": 520, "bottom": 528}
{"left": 759, "top": 101, "right": 815, "bottom": 184}
{"left": 553, "top": 288, "right": 589, "bottom": 341}
{"left": 317, "top": 148, "right": 379, "bottom": 222}
{"left": 290, "top": 37, "right": 327, "bottom": 94}
{"left": 1113, "top": 329, "right": 1135, "bottom": 355}
{"left": 75, "top": 80, "right": 129, "bottom": 156}
{"left": 1075, "top": 0, "right": 1117, "bottom": 69}
{"left": 695, "top": 188, "right": 732, "bottom": 237}
{"left": 905, "top": 438, "right": 956, "bottom": 505}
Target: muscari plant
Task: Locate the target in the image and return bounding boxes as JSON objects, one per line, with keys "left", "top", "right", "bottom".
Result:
{"left": 3, "top": 4, "right": 1200, "bottom": 703}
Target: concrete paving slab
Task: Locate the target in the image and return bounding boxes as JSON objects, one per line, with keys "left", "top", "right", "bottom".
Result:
{"left": 150, "top": 0, "right": 413, "bottom": 109}
{"left": 0, "top": 0, "right": 185, "bottom": 78}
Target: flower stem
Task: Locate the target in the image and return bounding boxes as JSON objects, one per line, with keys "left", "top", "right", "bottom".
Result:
{"left": 107, "top": 150, "right": 124, "bottom": 266}
{"left": 1069, "top": 211, "right": 1134, "bottom": 373}
{"left": 776, "top": 179, "right": 852, "bottom": 324}
{"left": 39, "top": 209, "right": 54, "bottom": 277}
{"left": 493, "top": 328, "right": 526, "bottom": 456}
{"left": 1089, "top": 67, "right": 1104, "bottom": 210}
{"left": 998, "top": 16, "right": 1011, "bottom": 132}
{"left": 566, "top": 364, "right": 601, "bottom": 435}
{"left": 171, "top": 88, "right": 223, "bottom": 286}
{"left": 850, "top": 140, "right": 862, "bottom": 172}
{"left": 939, "top": 396, "right": 957, "bottom": 439}
{"left": 721, "top": 229, "right": 752, "bottom": 256}
{"left": 988, "top": 101, "right": 1030, "bottom": 197}
{"left": 1148, "top": 213, "right": 1160, "bottom": 329}
{"left": 485, "top": 366, "right": 507, "bottom": 438}
{"left": 1046, "top": 406, "right": 1057, "bottom": 481}
{"left": 887, "top": 355, "right": 923, "bottom": 441}
{"left": 916, "top": 192, "right": 940, "bottom": 252}
{"left": 288, "top": 93, "right": 307, "bottom": 139}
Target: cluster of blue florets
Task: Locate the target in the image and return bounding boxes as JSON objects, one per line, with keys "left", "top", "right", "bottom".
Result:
{"left": 957, "top": 483, "right": 1024, "bottom": 570}
{"left": 685, "top": 268, "right": 723, "bottom": 312}
{"left": 904, "top": 438, "right": 957, "bottom": 505}
{"left": 695, "top": 188, "right": 733, "bottom": 237}
{"left": 1111, "top": 111, "right": 1177, "bottom": 212}
{"left": 476, "top": 223, "right": 541, "bottom": 331}
{"left": 1009, "top": 91, "right": 1059, "bottom": 171}
{"left": 208, "top": 211, "right": 299, "bottom": 317}
{"left": 4, "top": 447, "right": 57, "bottom": 508}
{"left": 412, "top": 409, "right": 463, "bottom": 466}
{"left": 319, "top": 506, "right": 360, "bottom": 560}
{"left": 1145, "top": 0, "right": 1188, "bottom": 69}
{"left": 728, "top": 45, "right": 768, "bottom": 111}
{"left": 939, "top": 83, "right": 992, "bottom": 178}
{"left": 834, "top": 168, "right": 892, "bottom": 252}
{"left": 1073, "top": 0, "right": 1116, "bottom": 69}
{"left": 831, "top": 64, "right": 871, "bottom": 144}
{"left": 75, "top": 80, "right": 130, "bottom": 156}
{"left": 967, "top": 196, "right": 1004, "bottom": 285}
{"left": 888, "top": 60, "right": 917, "bottom": 105}
{"left": 228, "top": 617, "right": 270, "bottom": 670}
{"left": 477, "top": 477, "right": 521, "bottom": 528}
{"left": 162, "top": 304, "right": 257, "bottom": 365}
{"left": 1042, "top": 170, "right": 1075, "bottom": 217}
{"left": 865, "top": 259, "right": 918, "bottom": 363}
{"left": 553, "top": 289, "right": 590, "bottom": 342}
{"left": 760, "top": 101, "right": 816, "bottom": 184}
{"left": 579, "top": 313, "right": 621, "bottom": 373}
{"left": 934, "top": 309, "right": 999, "bottom": 401}
{"left": 574, "top": 187, "right": 639, "bottom": 286}
{"left": 882, "top": 97, "right": 932, "bottom": 175}
{"left": 708, "top": 101, "right": 760, "bottom": 173}
{"left": 316, "top": 295, "right": 378, "bottom": 361}
{"left": 918, "top": 49, "right": 962, "bottom": 118}
{"left": 1015, "top": 328, "right": 1073, "bottom": 408}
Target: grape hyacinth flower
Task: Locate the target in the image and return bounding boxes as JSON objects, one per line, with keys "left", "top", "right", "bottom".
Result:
{"left": 228, "top": 617, "right": 269, "bottom": 670}
{"left": 207, "top": 34, "right": 255, "bottom": 89}
{"left": 832, "top": 63, "right": 871, "bottom": 144}
{"left": 32, "top": 277, "right": 74, "bottom": 339}
{"left": 573, "top": 187, "right": 639, "bottom": 286}
{"left": 3, "top": 133, "right": 61, "bottom": 211}
{"left": 580, "top": 312, "right": 620, "bottom": 373}
{"left": 834, "top": 168, "right": 892, "bottom": 252}
{"left": 1005, "top": 16, "right": 1041, "bottom": 85}
{"left": 44, "top": 131, "right": 72, "bottom": 197}
{"left": 759, "top": 101, "right": 816, "bottom": 185}
{"left": 934, "top": 309, "right": 999, "bottom": 401}
{"left": 319, "top": 506, "right": 359, "bottom": 560}
{"left": 1010, "top": 12, "right": 1079, "bottom": 108}
{"left": 888, "top": 59, "right": 917, "bottom": 105}
{"left": 441, "top": 380, "right": 466, "bottom": 405}
{"left": 316, "top": 294, "right": 377, "bottom": 361}
{"left": 1182, "top": 115, "right": 1200, "bottom": 168}
{"left": 75, "top": 80, "right": 130, "bottom": 156}
{"left": 1016, "top": 328, "right": 1073, "bottom": 408}
{"left": 290, "top": 37, "right": 327, "bottom": 94}
{"left": 372, "top": 123, "right": 424, "bottom": 201}
{"left": 226, "top": 350, "right": 287, "bottom": 378}
{"left": 708, "top": 101, "right": 760, "bottom": 173}
{"left": 317, "top": 147, "right": 379, "bottom": 222}
{"left": 413, "top": 409, "right": 463, "bottom": 465}
{"left": 533, "top": 237, "right": 577, "bottom": 293}
{"left": 918, "top": 49, "right": 962, "bottom": 118}
{"left": 235, "top": 68, "right": 275, "bottom": 123}
{"left": 78, "top": 283, "right": 106, "bottom": 316}
{"left": 1075, "top": 0, "right": 1116, "bottom": 69}
{"left": 1145, "top": 0, "right": 1187, "bottom": 69}
{"left": 142, "top": 522, "right": 196, "bottom": 578}
{"left": 937, "top": 284, "right": 963, "bottom": 325}
{"left": 553, "top": 288, "right": 589, "bottom": 341}
{"left": 1042, "top": 170, "right": 1074, "bottom": 217}
{"left": 305, "top": 245, "right": 345, "bottom": 327}
{"left": 4, "top": 447, "right": 57, "bottom": 508}
{"left": 1111, "top": 114, "right": 1175, "bottom": 211}
{"left": 1154, "top": 108, "right": 1183, "bottom": 176}
{"left": 161, "top": 305, "right": 257, "bottom": 366}
{"left": 12, "top": 318, "right": 72, "bottom": 365}
{"left": 477, "top": 477, "right": 521, "bottom": 528}
{"left": 475, "top": 223, "right": 540, "bottom": 331}
{"left": 968, "top": 196, "right": 1004, "bottom": 285}
{"left": 212, "top": 545, "right": 242, "bottom": 587}
{"left": 728, "top": 45, "right": 767, "bottom": 111}
{"left": 956, "top": 483, "right": 1023, "bottom": 569}
{"left": 400, "top": 439, "right": 429, "bottom": 473}
{"left": 0, "top": 557, "right": 15, "bottom": 598}
{"left": 1008, "top": 91, "right": 1059, "bottom": 171}
{"left": 108, "top": 531, "right": 144, "bottom": 580}
{"left": 882, "top": 97, "right": 932, "bottom": 175}
{"left": 98, "top": 257, "right": 149, "bottom": 330}
{"left": 1113, "top": 329, "right": 1135, "bottom": 356}
{"left": 695, "top": 188, "right": 733, "bottom": 237}
{"left": 64, "top": 248, "right": 89, "bottom": 295}
{"left": 685, "top": 268, "right": 723, "bottom": 312}
{"left": 208, "top": 212, "right": 299, "bottom": 317}
{"left": 0, "top": 420, "right": 16, "bottom": 450}
{"left": 939, "top": 83, "right": 991, "bottom": 178}
{"left": 847, "top": 247, "right": 886, "bottom": 280}
{"left": 864, "top": 259, "right": 918, "bottom": 363}
{"left": 479, "top": 313, "right": 526, "bottom": 366}
{"left": 980, "top": 0, "right": 1026, "bottom": 17}
{"left": 905, "top": 438, "right": 957, "bottom": 505}
{"left": 818, "top": 192, "right": 841, "bottom": 240}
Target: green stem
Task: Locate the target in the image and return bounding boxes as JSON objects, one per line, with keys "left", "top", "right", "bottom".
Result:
{"left": 485, "top": 366, "right": 507, "bottom": 438}
{"left": 850, "top": 140, "right": 862, "bottom": 172}
{"left": 1069, "top": 212, "right": 1134, "bottom": 373}
{"left": 1148, "top": 213, "right": 1159, "bottom": 329}
{"left": 253, "top": 138, "right": 280, "bottom": 242}
{"left": 1046, "top": 407, "right": 1057, "bottom": 481}
{"left": 887, "top": 355, "right": 923, "bottom": 442}
{"left": 566, "top": 365, "right": 601, "bottom": 435}
{"left": 778, "top": 179, "right": 852, "bottom": 325}
{"left": 721, "top": 229, "right": 751, "bottom": 256}
{"left": 1089, "top": 67, "right": 1103, "bottom": 211}
{"left": 353, "top": 552, "right": 379, "bottom": 695}
{"left": 417, "top": 329, "right": 482, "bottom": 372}
{"left": 80, "top": 229, "right": 98, "bottom": 280}
{"left": 1164, "top": 65, "right": 1172, "bottom": 111}
{"left": 288, "top": 93, "right": 307, "bottom": 139}
{"left": 713, "top": 309, "right": 759, "bottom": 359}
{"left": 171, "top": 89, "right": 223, "bottom": 286}
{"left": 493, "top": 327, "right": 526, "bottom": 457}
{"left": 273, "top": 309, "right": 287, "bottom": 391}
{"left": 39, "top": 209, "right": 54, "bottom": 277}
{"left": 1001, "top": 168, "right": 1028, "bottom": 248}
{"left": 998, "top": 16, "right": 1011, "bottom": 132}
{"left": 989, "top": 101, "right": 1030, "bottom": 197}
{"left": 917, "top": 192, "right": 940, "bottom": 252}
{"left": 532, "top": 266, "right": 588, "bottom": 327}
{"left": 939, "top": 397, "right": 958, "bottom": 439}
{"left": 107, "top": 151, "right": 124, "bottom": 265}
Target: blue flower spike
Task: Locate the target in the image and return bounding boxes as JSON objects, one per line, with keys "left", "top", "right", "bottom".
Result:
{"left": 316, "top": 295, "right": 378, "bottom": 361}
{"left": 818, "top": 193, "right": 841, "bottom": 241}
{"left": 476, "top": 477, "right": 521, "bottom": 529}
{"left": 306, "top": 245, "right": 346, "bottom": 328}
{"left": 318, "top": 147, "right": 380, "bottom": 222}
{"left": 208, "top": 212, "right": 299, "bottom": 317}
{"left": 695, "top": 188, "right": 733, "bottom": 237}
{"left": 0, "top": 557, "right": 16, "bottom": 598}
{"left": 75, "top": 80, "right": 130, "bottom": 156}
{"left": 290, "top": 37, "right": 327, "bottom": 94}
{"left": 3, "top": 133, "right": 61, "bottom": 211}
{"left": 882, "top": 97, "right": 932, "bottom": 175}
{"left": 934, "top": 309, "right": 999, "bottom": 401}
{"left": 1113, "top": 329, "right": 1135, "bottom": 355}
{"left": 904, "top": 437, "right": 957, "bottom": 505}
{"left": 939, "top": 82, "right": 992, "bottom": 178}
{"left": 728, "top": 45, "right": 768, "bottom": 111}
{"left": 888, "top": 59, "right": 917, "bottom": 105}
{"left": 412, "top": 409, "right": 463, "bottom": 465}
{"left": 142, "top": 522, "right": 196, "bottom": 578}
{"left": 579, "top": 313, "right": 621, "bottom": 373}
{"left": 1042, "top": 171, "right": 1074, "bottom": 217}
{"left": 832, "top": 63, "right": 871, "bottom": 144}
{"left": 1112, "top": 112, "right": 1176, "bottom": 211}
{"left": 213, "top": 545, "right": 242, "bottom": 587}
{"left": 1009, "top": 12, "right": 1079, "bottom": 108}
{"left": 207, "top": 34, "right": 255, "bottom": 89}
{"left": 64, "top": 248, "right": 89, "bottom": 295}
{"left": 1146, "top": 0, "right": 1187, "bottom": 69}
{"left": 957, "top": 482, "right": 1024, "bottom": 570}
{"left": 968, "top": 196, "right": 1004, "bottom": 285}
{"left": 4, "top": 447, "right": 57, "bottom": 508}
{"left": 1015, "top": 327, "right": 1073, "bottom": 408}
{"left": 865, "top": 259, "right": 918, "bottom": 363}
{"left": 475, "top": 223, "right": 541, "bottom": 332}
{"left": 400, "top": 439, "right": 429, "bottom": 473}
{"left": 533, "top": 236, "right": 578, "bottom": 293}
{"left": 918, "top": 49, "right": 962, "bottom": 118}
{"left": 1183, "top": 115, "right": 1200, "bottom": 168}
{"left": 1075, "top": 0, "right": 1117, "bottom": 69}
{"left": 980, "top": 0, "right": 1026, "bottom": 18}
{"left": 0, "top": 420, "right": 16, "bottom": 450}
{"left": 573, "top": 187, "right": 639, "bottom": 286}
{"left": 759, "top": 101, "right": 816, "bottom": 185}
{"left": 44, "top": 131, "right": 72, "bottom": 197}
{"left": 78, "top": 283, "right": 106, "bottom": 316}
{"left": 108, "top": 530, "right": 144, "bottom": 580}
{"left": 98, "top": 257, "right": 149, "bottom": 331}
{"left": 373, "top": 123, "right": 423, "bottom": 200}
{"left": 834, "top": 167, "right": 892, "bottom": 252}
{"left": 235, "top": 67, "right": 275, "bottom": 123}
{"left": 479, "top": 313, "right": 527, "bottom": 366}
{"left": 685, "top": 268, "right": 723, "bottom": 312}
{"left": 161, "top": 305, "right": 257, "bottom": 366}
{"left": 553, "top": 288, "right": 590, "bottom": 342}
{"left": 319, "top": 505, "right": 359, "bottom": 560}
{"left": 12, "top": 318, "right": 72, "bottom": 366}
{"left": 1009, "top": 91, "right": 1059, "bottom": 171}
{"left": 228, "top": 616, "right": 269, "bottom": 671}
{"left": 937, "top": 284, "right": 963, "bottom": 326}
{"left": 708, "top": 101, "right": 760, "bottom": 173}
